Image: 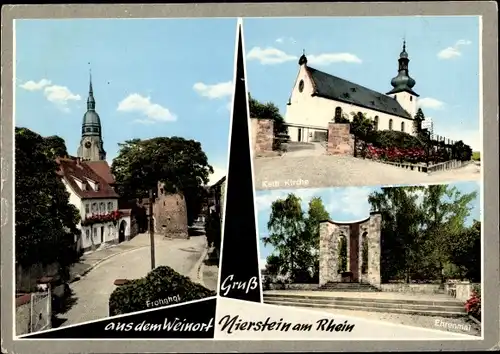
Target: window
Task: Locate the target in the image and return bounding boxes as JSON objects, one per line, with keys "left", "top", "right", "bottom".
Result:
{"left": 374, "top": 116, "right": 379, "bottom": 131}
{"left": 93, "top": 127, "right": 99, "bottom": 133}
{"left": 93, "top": 228, "right": 97, "bottom": 239}
{"left": 389, "top": 119, "right": 393, "bottom": 131}
{"left": 357, "top": 112, "right": 363, "bottom": 119}
{"left": 401, "top": 122, "right": 405, "bottom": 132}
{"left": 85, "top": 127, "right": 91, "bottom": 132}
{"left": 86, "top": 229, "right": 90, "bottom": 239}
{"left": 107, "top": 202, "right": 113, "bottom": 212}
{"left": 85, "top": 203, "right": 90, "bottom": 214}
{"left": 99, "top": 202, "right": 105, "bottom": 213}
{"left": 298, "top": 80, "right": 304, "bottom": 93}
{"left": 394, "top": 95, "right": 397, "bottom": 100}
{"left": 91, "top": 203, "right": 97, "bottom": 213}
{"left": 410, "top": 96, "right": 413, "bottom": 102}
{"left": 334, "top": 107, "right": 342, "bottom": 122}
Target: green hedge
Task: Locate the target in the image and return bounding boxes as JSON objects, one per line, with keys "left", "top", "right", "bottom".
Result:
{"left": 109, "top": 266, "right": 216, "bottom": 316}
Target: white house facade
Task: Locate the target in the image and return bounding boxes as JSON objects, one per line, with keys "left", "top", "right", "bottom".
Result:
{"left": 285, "top": 42, "right": 420, "bottom": 143}
{"left": 57, "top": 157, "right": 131, "bottom": 253}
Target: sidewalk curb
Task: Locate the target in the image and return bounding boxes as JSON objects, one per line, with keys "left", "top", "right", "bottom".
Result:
{"left": 70, "top": 245, "right": 149, "bottom": 283}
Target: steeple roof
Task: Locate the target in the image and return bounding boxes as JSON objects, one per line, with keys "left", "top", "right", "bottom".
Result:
{"left": 82, "top": 68, "right": 102, "bottom": 135}
{"left": 386, "top": 41, "right": 419, "bottom": 96}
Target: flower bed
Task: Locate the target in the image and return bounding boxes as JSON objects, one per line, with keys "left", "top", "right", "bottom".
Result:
{"left": 363, "top": 144, "right": 427, "bottom": 164}
{"left": 464, "top": 289, "right": 481, "bottom": 321}
{"left": 82, "top": 210, "right": 122, "bottom": 226}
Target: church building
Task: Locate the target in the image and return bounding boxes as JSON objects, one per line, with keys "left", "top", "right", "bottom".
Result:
{"left": 285, "top": 42, "right": 419, "bottom": 143}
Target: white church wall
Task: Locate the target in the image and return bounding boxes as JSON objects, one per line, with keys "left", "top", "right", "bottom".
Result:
{"left": 285, "top": 65, "right": 417, "bottom": 143}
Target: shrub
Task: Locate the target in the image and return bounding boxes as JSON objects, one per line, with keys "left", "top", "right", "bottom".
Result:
{"left": 464, "top": 289, "right": 481, "bottom": 321}
{"left": 108, "top": 266, "right": 216, "bottom": 316}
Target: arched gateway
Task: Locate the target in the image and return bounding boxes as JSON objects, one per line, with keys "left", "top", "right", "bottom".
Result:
{"left": 319, "top": 212, "right": 382, "bottom": 288}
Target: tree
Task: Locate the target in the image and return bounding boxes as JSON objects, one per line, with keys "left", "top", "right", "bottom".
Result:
{"left": 15, "top": 127, "right": 81, "bottom": 284}
{"left": 350, "top": 112, "right": 374, "bottom": 157}
{"left": 111, "top": 137, "right": 213, "bottom": 225}
{"left": 262, "top": 193, "right": 305, "bottom": 280}
{"left": 303, "top": 197, "right": 330, "bottom": 279}
{"left": 413, "top": 108, "right": 425, "bottom": 136}
{"left": 44, "top": 135, "right": 69, "bottom": 159}
{"left": 447, "top": 220, "right": 481, "bottom": 282}
{"left": 248, "top": 93, "right": 287, "bottom": 135}
{"left": 368, "top": 184, "right": 479, "bottom": 283}
{"left": 368, "top": 186, "right": 426, "bottom": 282}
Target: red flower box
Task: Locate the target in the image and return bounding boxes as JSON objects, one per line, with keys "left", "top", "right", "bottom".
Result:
{"left": 82, "top": 210, "right": 122, "bottom": 226}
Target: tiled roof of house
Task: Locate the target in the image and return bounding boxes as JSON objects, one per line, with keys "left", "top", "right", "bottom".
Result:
{"left": 85, "top": 160, "right": 116, "bottom": 185}
{"left": 56, "top": 157, "right": 119, "bottom": 199}
{"left": 305, "top": 66, "right": 412, "bottom": 119}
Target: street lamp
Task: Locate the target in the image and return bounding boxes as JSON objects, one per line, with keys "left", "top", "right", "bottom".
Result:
{"left": 149, "top": 188, "right": 156, "bottom": 270}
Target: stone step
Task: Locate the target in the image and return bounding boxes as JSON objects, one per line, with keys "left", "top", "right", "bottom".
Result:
{"left": 263, "top": 293, "right": 464, "bottom": 307}
{"left": 263, "top": 296, "right": 465, "bottom": 312}
{"left": 264, "top": 299, "right": 466, "bottom": 318}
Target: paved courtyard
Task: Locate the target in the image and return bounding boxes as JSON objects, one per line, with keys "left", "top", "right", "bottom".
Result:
{"left": 56, "top": 234, "right": 207, "bottom": 328}
{"left": 254, "top": 154, "right": 480, "bottom": 190}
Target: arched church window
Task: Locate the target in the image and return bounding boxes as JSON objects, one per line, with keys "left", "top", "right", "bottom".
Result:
{"left": 334, "top": 107, "right": 342, "bottom": 122}
{"left": 337, "top": 235, "right": 348, "bottom": 274}
{"left": 107, "top": 202, "right": 113, "bottom": 212}
{"left": 91, "top": 203, "right": 97, "bottom": 213}
{"left": 373, "top": 116, "right": 379, "bottom": 131}
{"left": 389, "top": 119, "right": 393, "bottom": 131}
{"left": 394, "top": 95, "right": 397, "bottom": 100}
{"left": 357, "top": 112, "right": 363, "bottom": 119}
{"left": 401, "top": 121, "right": 405, "bottom": 132}
{"left": 410, "top": 96, "right": 413, "bottom": 101}
{"left": 99, "top": 202, "right": 105, "bottom": 213}
{"left": 361, "top": 232, "right": 368, "bottom": 274}
{"left": 298, "top": 80, "right": 304, "bottom": 93}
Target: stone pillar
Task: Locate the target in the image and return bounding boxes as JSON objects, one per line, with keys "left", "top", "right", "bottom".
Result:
{"left": 367, "top": 212, "right": 382, "bottom": 287}
{"left": 319, "top": 221, "right": 336, "bottom": 286}
{"left": 251, "top": 118, "right": 274, "bottom": 153}
{"left": 327, "top": 122, "right": 354, "bottom": 156}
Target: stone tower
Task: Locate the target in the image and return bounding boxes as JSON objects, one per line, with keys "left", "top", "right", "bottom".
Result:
{"left": 77, "top": 70, "right": 106, "bottom": 161}
{"left": 386, "top": 40, "right": 419, "bottom": 118}
{"left": 153, "top": 182, "right": 189, "bottom": 239}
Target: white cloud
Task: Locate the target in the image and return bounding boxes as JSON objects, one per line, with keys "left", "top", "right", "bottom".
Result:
{"left": 117, "top": 93, "right": 177, "bottom": 123}
{"left": 208, "top": 166, "right": 227, "bottom": 185}
{"left": 437, "top": 39, "right": 472, "bottom": 60}
{"left": 307, "top": 53, "right": 362, "bottom": 65}
{"left": 418, "top": 97, "right": 445, "bottom": 110}
{"left": 19, "top": 79, "right": 51, "bottom": 91}
{"left": 44, "top": 85, "right": 81, "bottom": 106}
{"left": 19, "top": 79, "right": 81, "bottom": 112}
{"left": 193, "top": 81, "right": 233, "bottom": 100}
{"left": 275, "top": 37, "right": 296, "bottom": 44}
{"left": 246, "top": 47, "right": 298, "bottom": 65}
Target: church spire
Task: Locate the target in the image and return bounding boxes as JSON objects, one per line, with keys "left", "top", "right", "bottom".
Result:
{"left": 386, "top": 40, "right": 418, "bottom": 96}
{"left": 87, "top": 67, "right": 96, "bottom": 110}
{"left": 298, "top": 49, "right": 308, "bottom": 66}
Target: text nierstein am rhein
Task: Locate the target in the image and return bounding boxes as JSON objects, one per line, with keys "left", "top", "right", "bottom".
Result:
{"left": 218, "top": 315, "right": 356, "bottom": 334}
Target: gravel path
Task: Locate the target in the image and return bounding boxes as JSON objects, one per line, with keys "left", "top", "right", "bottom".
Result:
{"left": 290, "top": 306, "right": 481, "bottom": 337}
{"left": 254, "top": 155, "right": 480, "bottom": 190}
{"left": 58, "top": 235, "right": 206, "bottom": 327}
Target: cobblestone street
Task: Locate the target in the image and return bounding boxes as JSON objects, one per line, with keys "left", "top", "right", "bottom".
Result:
{"left": 57, "top": 234, "right": 207, "bottom": 328}
{"left": 254, "top": 155, "right": 481, "bottom": 190}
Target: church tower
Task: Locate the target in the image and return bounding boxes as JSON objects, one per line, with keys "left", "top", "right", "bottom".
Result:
{"left": 77, "top": 71, "right": 106, "bottom": 161}
{"left": 386, "top": 41, "right": 419, "bottom": 118}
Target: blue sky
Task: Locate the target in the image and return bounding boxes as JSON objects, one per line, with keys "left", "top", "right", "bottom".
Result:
{"left": 244, "top": 16, "right": 481, "bottom": 151}
{"left": 15, "top": 18, "right": 237, "bottom": 184}
{"left": 256, "top": 181, "right": 481, "bottom": 269}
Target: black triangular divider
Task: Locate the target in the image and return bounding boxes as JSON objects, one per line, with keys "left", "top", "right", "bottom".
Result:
{"left": 23, "top": 298, "right": 216, "bottom": 339}
{"left": 218, "top": 24, "right": 262, "bottom": 303}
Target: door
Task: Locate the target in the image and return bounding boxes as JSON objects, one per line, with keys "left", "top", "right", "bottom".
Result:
{"left": 297, "top": 128, "right": 302, "bottom": 142}
{"left": 100, "top": 227, "right": 104, "bottom": 244}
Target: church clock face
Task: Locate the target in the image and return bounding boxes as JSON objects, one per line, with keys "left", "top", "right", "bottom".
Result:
{"left": 85, "top": 141, "right": 91, "bottom": 149}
